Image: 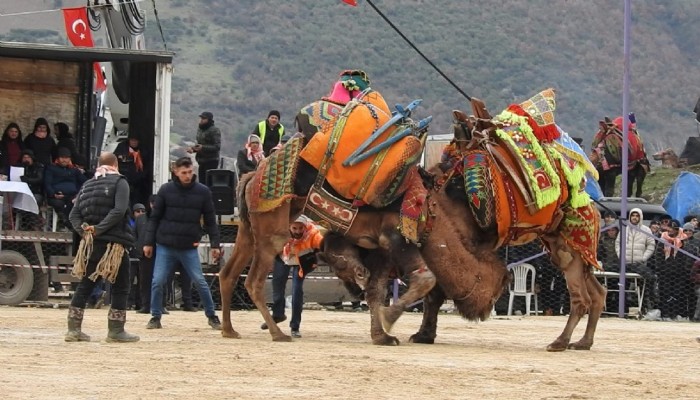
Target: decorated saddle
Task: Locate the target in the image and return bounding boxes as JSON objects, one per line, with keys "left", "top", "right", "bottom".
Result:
{"left": 300, "top": 90, "right": 428, "bottom": 209}
{"left": 444, "top": 89, "right": 600, "bottom": 266}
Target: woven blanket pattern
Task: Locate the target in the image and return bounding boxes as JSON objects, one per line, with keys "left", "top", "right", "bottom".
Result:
{"left": 397, "top": 168, "right": 429, "bottom": 243}
{"left": 463, "top": 150, "right": 495, "bottom": 230}
{"left": 300, "top": 100, "right": 344, "bottom": 132}
{"left": 249, "top": 136, "right": 304, "bottom": 213}
{"left": 548, "top": 202, "right": 601, "bottom": 269}
{"left": 494, "top": 110, "right": 562, "bottom": 210}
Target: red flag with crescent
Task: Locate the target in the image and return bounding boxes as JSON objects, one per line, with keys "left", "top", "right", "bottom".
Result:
{"left": 341, "top": 0, "right": 358, "bottom": 6}
{"left": 62, "top": 7, "right": 106, "bottom": 92}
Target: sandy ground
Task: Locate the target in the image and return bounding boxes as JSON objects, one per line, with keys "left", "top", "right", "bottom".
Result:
{"left": 1, "top": 305, "right": 699, "bottom": 400}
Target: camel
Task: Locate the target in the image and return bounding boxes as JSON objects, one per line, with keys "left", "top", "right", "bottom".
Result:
{"left": 217, "top": 89, "right": 438, "bottom": 345}
{"left": 652, "top": 148, "right": 682, "bottom": 168}
{"left": 323, "top": 96, "right": 608, "bottom": 352}
{"left": 590, "top": 116, "right": 650, "bottom": 197}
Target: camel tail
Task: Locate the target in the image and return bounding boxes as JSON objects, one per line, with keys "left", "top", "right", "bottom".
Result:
{"left": 237, "top": 172, "right": 254, "bottom": 228}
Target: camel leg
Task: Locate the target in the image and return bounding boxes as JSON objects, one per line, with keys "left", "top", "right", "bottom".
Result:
{"left": 541, "top": 234, "right": 592, "bottom": 352}
{"left": 409, "top": 286, "right": 446, "bottom": 344}
{"left": 568, "top": 272, "right": 607, "bottom": 350}
{"left": 219, "top": 222, "right": 255, "bottom": 339}
{"left": 363, "top": 253, "right": 400, "bottom": 346}
{"left": 378, "top": 234, "right": 436, "bottom": 333}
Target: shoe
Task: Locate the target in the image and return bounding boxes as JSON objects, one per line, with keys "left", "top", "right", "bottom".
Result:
{"left": 181, "top": 306, "right": 197, "bottom": 312}
{"left": 291, "top": 330, "right": 302, "bottom": 338}
{"left": 105, "top": 309, "right": 140, "bottom": 343}
{"left": 260, "top": 315, "right": 287, "bottom": 330}
{"left": 136, "top": 308, "right": 150, "bottom": 314}
{"left": 146, "top": 317, "right": 162, "bottom": 329}
{"left": 162, "top": 308, "right": 170, "bottom": 315}
{"left": 94, "top": 292, "right": 107, "bottom": 310}
{"left": 208, "top": 316, "right": 222, "bottom": 330}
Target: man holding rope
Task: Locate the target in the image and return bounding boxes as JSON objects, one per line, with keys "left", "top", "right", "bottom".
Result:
{"left": 65, "top": 152, "right": 139, "bottom": 343}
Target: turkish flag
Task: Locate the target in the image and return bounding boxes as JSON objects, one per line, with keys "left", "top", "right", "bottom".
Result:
{"left": 62, "top": 7, "right": 94, "bottom": 47}
{"left": 62, "top": 7, "right": 106, "bottom": 92}
{"left": 341, "top": 0, "right": 358, "bottom": 6}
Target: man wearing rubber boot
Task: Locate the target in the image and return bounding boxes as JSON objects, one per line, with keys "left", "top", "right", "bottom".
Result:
{"left": 65, "top": 152, "right": 139, "bottom": 343}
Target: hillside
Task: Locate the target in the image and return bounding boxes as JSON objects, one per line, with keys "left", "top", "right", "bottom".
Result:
{"left": 2, "top": 0, "right": 700, "bottom": 159}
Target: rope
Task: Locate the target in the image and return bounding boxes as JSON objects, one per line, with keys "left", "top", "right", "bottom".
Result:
{"left": 151, "top": 0, "right": 168, "bottom": 51}
{"left": 365, "top": 0, "right": 472, "bottom": 102}
{"left": 71, "top": 232, "right": 94, "bottom": 280}
{"left": 89, "top": 242, "right": 125, "bottom": 283}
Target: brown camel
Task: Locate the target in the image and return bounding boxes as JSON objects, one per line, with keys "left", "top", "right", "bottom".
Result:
{"left": 218, "top": 94, "right": 437, "bottom": 345}
{"left": 322, "top": 100, "right": 607, "bottom": 352}
{"left": 652, "top": 148, "right": 681, "bottom": 168}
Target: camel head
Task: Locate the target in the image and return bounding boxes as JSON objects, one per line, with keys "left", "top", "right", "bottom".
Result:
{"left": 652, "top": 148, "right": 679, "bottom": 168}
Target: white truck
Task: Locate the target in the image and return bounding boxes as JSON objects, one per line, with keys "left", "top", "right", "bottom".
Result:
{"left": 0, "top": 41, "right": 173, "bottom": 305}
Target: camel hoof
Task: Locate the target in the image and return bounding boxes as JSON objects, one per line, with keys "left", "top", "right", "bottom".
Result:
{"left": 372, "top": 333, "right": 400, "bottom": 346}
{"left": 546, "top": 339, "right": 569, "bottom": 352}
{"left": 272, "top": 334, "right": 293, "bottom": 342}
{"left": 379, "top": 305, "right": 403, "bottom": 333}
{"left": 408, "top": 333, "right": 435, "bottom": 344}
{"left": 221, "top": 329, "right": 241, "bottom": 339}
{"left": 568, "top": 340, "right": 592, "bottom": 350}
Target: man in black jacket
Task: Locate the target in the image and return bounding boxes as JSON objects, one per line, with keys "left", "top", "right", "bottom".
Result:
{"left": 144, "top": 156, "right": 222, "bottom": 330}
{"left": 187, "top": 111, "right": 221, "bottom": 184}
{"left": 65, "top": 152, "right": 139, "bottom": 343}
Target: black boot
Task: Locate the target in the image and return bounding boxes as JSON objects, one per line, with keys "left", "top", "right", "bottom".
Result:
{"left": 65, "top": 306, "right": 91, "bottom": 342}
{"left": 106, "top": 309, "right": 140, "bottom": 343}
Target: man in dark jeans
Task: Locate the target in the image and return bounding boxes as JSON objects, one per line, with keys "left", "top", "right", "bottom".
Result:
{"left": 64, "top": 152, "right": 138, "bottom": 343}
{"left": 144, "top": 156, "right": 222, "bottom": 330}
{"left": 261, "top": 216, "right": 323, "bottom": 338}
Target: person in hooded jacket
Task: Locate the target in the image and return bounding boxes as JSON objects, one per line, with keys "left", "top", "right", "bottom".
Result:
{"left": 615, "top": 207, "right": 658, "bottom": 311}
{"left": 53, "top": 122, "right": 79, "bottom": 162}
{"left": 23, "top": 117, "right": 56, "bottom": 167}
{"left": 236, "top": 134, "right": 264, "bottom": 177}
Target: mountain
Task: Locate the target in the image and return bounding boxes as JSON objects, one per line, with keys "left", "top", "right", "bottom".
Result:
{"left": 2, "top": 0, "right": 700, "bottom": 159}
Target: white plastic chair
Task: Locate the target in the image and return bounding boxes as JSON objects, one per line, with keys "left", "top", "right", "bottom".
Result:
{"left": 507, "top": 263, "right": 539, "bottom": 316}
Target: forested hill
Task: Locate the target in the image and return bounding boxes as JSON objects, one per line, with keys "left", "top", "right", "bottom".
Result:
{"left": 2, "top": 0, "right": 700, "bottom": 158}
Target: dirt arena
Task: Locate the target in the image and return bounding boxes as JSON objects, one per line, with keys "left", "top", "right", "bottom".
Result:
{"left": 2, "top": 306, "right": 699, "bottom": 399}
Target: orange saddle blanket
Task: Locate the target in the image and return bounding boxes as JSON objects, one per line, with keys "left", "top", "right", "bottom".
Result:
{"left": 300, "top": 90, "right": 424, "bottom": 207}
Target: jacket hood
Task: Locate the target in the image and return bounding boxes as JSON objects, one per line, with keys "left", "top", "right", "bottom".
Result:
{"left": 628, "top": 207, "right": 643, "bottom": 223}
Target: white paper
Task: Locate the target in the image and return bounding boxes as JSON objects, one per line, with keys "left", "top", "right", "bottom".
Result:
{"left": 9, "top": 166, "right": 24, "bottom": 182}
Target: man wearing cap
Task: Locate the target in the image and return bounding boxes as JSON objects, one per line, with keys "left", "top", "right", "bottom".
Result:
{"left": 114, "top": 132, "right": 149, "bottom": 206}
{"left": 188, "top": 111, "right": 221, "bottom": 184}
{"left": 260, "top": 216, "right": 323, "bottom": 338}
{"left": 44, "top": 147, "right": 88, "bottom": 231}
{"left": 251, "top": 110, "right": 285, "bottom": 156}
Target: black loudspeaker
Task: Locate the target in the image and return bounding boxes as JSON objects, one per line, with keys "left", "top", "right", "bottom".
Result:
{"left": 206, "top": 169, "right": 236, "bottom": 215}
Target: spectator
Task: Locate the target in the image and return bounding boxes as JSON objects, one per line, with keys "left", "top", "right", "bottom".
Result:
{"left": 269, "top": 133, "right": 293, "bottom": 155}
{"left": 135, "top": 195, "right": 169, "bottom": 315}
{"left": 143, "top": 156, "right": 222, "bottom": 330}
{"left": 187, "top": 111, "right": 221, "bottom": 184}
{"left": 17, "top": 149, "right": 45, "bottom": 230}
{"left": 658, "top": 214, "right": 672, "bottom": 234}
{"left": 600, "top": 222, "right": 621, "bottom": 271}
{"left": 260, "top": 216, "right": 324, "bottom": 338}
{"left": 616, "top": 207, "right": 658, "bottom": 312}
{"left": 166, "top": 262, "right": 195, "bottom": 311}
{"left": 127, "top": 203, "right": 147, "bottom": 310}
{"left": 602, "top": 211, "right": 616, "bottom": 227}
{"left": 683, "top": 215, "right": 698, "bottom": 233}
{"left": 114, "top": 132, "right": 150, "bottom": 206}
{"left": 0, "top": 122, "right": 25, "bottom": 176}
{"left": 251, "top": 110, "right": 285, "bottom": 156}
{"left": 656, "top": 221, "right": 692, "bottom": 320}
{"left": 65, "top": 152, "right": 139, "bottom": 343}
{"left": 44, "top": 147, "right": 87, "bottom": 231}
{"left": 53, "top": 122, "right": 79, "bottom": 162}
{"left": 691, "top": 258, "right": 700, "bottom": 322}
{"left": 24, "top": 118, "right": 56, "bottom": 167}
{"left": 649, "top": 220, "right": 662, "bottom": 237}
{"left": 236, "top": 134, "right": 264, "bottom": 177}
